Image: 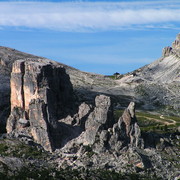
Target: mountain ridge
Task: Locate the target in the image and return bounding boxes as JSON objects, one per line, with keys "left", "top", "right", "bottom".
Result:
{"left": 0, "top": 34, "right": 180, "bottom": 119}
{"left": 0, "top": 34, "right": 179, "bottom": 180}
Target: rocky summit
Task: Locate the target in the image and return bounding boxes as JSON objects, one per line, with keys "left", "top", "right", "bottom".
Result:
{"left": 0, "top": 35, "right": 180, "bottom": 180}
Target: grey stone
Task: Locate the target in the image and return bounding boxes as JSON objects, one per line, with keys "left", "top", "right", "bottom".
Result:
{"left": 84, "top": 95, "right": 114, "bottom": 145}
{"left": 162, "top": 46, "right": 172, "bottom": 57}
{"left": 0, "top": 156, "right": 24, "bottom": 171}
{"left": 99, "top": 130, "right": 109, "bottom": 143}
{"left": 109, "top": 102, "right": 143, "bottom": 149}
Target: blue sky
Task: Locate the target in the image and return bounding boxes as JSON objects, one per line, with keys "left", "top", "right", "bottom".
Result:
{"left": 0, "top": 0, "right": 180, "bottom": 75}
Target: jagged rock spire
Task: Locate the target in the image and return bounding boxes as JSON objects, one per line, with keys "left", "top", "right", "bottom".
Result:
{"left": 6, "top": 59, "right": 73, "bottom": 152}
{"left": 110, "top": 102, "right": 143, "bottom": 149}
{"left": 163, "top": 33, "right": 180, "bottom": 57}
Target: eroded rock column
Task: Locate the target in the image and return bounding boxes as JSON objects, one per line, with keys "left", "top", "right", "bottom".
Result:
{"left": 84, "top": 95, "right": 114, "bottom": 145}
{"left": 110, "top": 102, "right": 143, "bottom": 149}
{"left": 6, "top": 59, "right": 73, "bottom": 152}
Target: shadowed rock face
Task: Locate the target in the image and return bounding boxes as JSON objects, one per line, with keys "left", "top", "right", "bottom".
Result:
{"left": 6, "top": 58, "right": 117, "bottom": 152}
{"left": 6, "top": 59, "right": 73, "bottom": 151}
{"left": 6, "top": 60, "right": 141, "bottom": 153}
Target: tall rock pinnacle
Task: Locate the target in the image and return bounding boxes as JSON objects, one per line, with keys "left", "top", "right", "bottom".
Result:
{"left": 163, "top": 33, "right": 180, "bottom": 57}
{"left": 6, "top": 59, "right": 73, "bottom": 151}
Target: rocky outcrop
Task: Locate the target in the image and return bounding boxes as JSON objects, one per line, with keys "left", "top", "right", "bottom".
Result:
{"left": 163, "top": 34, "right": 180, "bottom": 58}
{"left": 6, "top": 58, "right": 116, "bottom": 152}
{"left": 55, "top": 94, "right": 114, "bottom": 150}
{"left": 172, "top": 39, "right": 180, "bottom": 50}
{"left": 59, "top": 99, "right": 143, "bottom": 156}
{"left": 6, "top": 59, "right": 73, "bottom": 151}
{"left": 162, "top": 33, "right": 180, "bottom": 58}
{"left": 117, "top": 102, "right": 141, "bottom": 146}
{"left": 57, "top": 101, "right": 153, "bottom": 178}
{"left": 0, "top": 47, "right": 41, "bottom": 132}
{"left": 84, "top": 95, "right": 114, "bottom": 145}
{"left": 7, "top": 60, "right": 143, "bottom": 153}
{"left": 172, "top": 34, "right": 180, "bottom": 49}
{"left": 162, "top": 46, "right": 173, "bottom": 57}
{"left": 108, "top": 102, "right": 143, "bottom": 152}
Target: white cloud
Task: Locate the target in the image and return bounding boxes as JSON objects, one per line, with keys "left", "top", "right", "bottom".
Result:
{"left": 0, "top": 1, "right": 180, "bottom": 31}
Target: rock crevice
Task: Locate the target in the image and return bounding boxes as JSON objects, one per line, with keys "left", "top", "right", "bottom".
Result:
{"left": 7, "top": 59, "right": 74, "bottom": 151}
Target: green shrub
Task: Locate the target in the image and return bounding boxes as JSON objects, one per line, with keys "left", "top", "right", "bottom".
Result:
{"left": 0, "top": 143, "right": 8, "bottom": 155}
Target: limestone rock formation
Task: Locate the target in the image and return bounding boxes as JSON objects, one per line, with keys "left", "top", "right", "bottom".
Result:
{"left": 129, "top": 33, "right": 180, "bottom": 114}
{"left": 163, "top": 34, "right": 180, "bottom": 58}
{"left": 56, "top": 94, "right": 114, "bottom": 150}
{"left": 119, "top": 102, "right": 142, "bottom": 146}
{"left": 0, "top": 47, "right": 40, "bottom": 131}
{"left": 5, "top": 61, "right": 143, "bottom": 152}
{"left": 0, "top": 36, "right": 179, "bottom": 179}
{"left": 84, "top": 95, "right": 114, "bottom": 145}
{"left": 59, "top": 100, "right": 143, "bottom": 157}
{"left": 162, "top": 46, "right": 172, "bottom": 57}
{"left": 172, "top": 33, "right": 180, "bottom": 54}
{"left": 1, "top": 33, "right": 180, "bottom": 132}
{"left": 6, "top": 59, "right": 73, "bottom": 151}
{"left": 6, "top": 58, "right": 116, "bottom": 152}
{"left": 109, "top": 102, "right": 142, "bottom": 151}
{"left": 57, "top": 101, "right": 150, "bottom": 177}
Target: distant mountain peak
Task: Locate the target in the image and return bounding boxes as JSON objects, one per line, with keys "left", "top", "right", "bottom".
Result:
{"left": 163, "top": 33, "right": 180, "bottom": 57}
{"left": 172, "top": 33, "right": 180, "bottom": 50}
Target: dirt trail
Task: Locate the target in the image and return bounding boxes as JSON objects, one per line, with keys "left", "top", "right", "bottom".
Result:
{"left": 137, "top": 115, "right": 177, "bottom": 126}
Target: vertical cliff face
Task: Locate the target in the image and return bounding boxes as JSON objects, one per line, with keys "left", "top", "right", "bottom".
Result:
{"left": 0, "top": 47, "right": 41, "bottom": 131}
{"left": 6, "top": 59, "right": 73, "bottom": 151}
